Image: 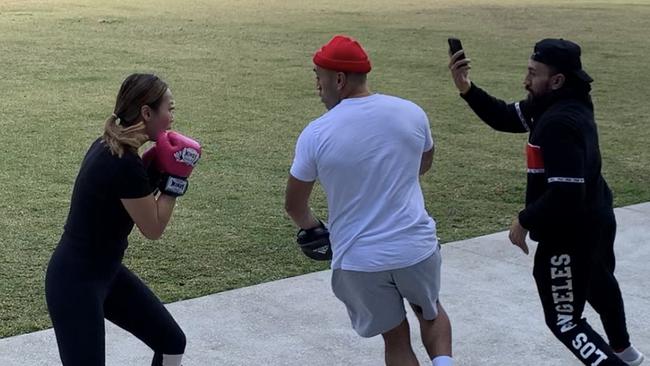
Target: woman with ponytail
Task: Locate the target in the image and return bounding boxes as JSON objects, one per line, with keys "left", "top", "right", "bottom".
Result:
{"left": 45, "top": 73, "right": 202, "bottom": 366}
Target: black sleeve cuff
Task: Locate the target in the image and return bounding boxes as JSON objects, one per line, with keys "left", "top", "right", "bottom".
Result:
{"left": 459, "top": 82, "right": 479, "bottom": 101}
{"left": 518, "top": 209, "right": 534, "bottom": 231}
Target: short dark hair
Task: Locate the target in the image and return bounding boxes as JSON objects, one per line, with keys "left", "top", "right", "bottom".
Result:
{"left": 343, "top": 72, "right": 367, "bottom": 85}
{"left": 547, "top": 65, "right": 591, "bottom": 93}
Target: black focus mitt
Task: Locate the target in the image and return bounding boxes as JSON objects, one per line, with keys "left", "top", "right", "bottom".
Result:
{"left": 296, "top": 221, "right": 332, "bottom": 261}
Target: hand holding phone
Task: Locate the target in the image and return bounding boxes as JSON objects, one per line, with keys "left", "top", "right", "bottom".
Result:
{"left": 448, "top": 37, "right": 465, "bottom": 60}
{"left": 447, "top": 37, "right": 471, "bottom": 94}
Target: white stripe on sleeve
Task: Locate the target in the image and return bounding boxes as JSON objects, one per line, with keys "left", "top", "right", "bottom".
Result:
{"left": 514, "top": 102, "right": 529, "bottom": 131}
{"left": 547, "top": 177, "right": 585, "bottom": 183}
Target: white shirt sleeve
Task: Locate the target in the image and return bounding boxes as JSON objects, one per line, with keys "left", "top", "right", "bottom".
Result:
{"left": 289, "top": 124, "right": 318, "bottom": 182}
{"left": 421, "top": 110, "right": 434, "bottom": 152}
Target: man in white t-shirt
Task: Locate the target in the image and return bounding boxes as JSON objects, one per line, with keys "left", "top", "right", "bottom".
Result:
{"left": 284, "top": 35, "right": 453, "bottom": 366}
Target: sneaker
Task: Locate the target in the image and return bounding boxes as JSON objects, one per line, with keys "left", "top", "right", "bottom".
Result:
{"left": 615, "top": 345, "right": 645, "bottom": 366}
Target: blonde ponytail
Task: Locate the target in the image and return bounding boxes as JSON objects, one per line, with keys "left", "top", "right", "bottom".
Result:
{"left": 102, "top": 114, "right": 148, "bottom": 157}
{"left": 103, "top": 73, "right": 169, "bottom": 156}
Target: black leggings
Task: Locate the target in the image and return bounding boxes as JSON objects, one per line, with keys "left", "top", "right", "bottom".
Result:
{"left": 533, "top": 211, "right": 630, "bottom": 366}
{"left": 45, "top": 242, "right": 186, "bottom": 366}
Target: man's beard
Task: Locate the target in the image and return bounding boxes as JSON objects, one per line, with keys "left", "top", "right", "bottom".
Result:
{"left": 525, "top": 85, "right": 558, "bottom": 117}
{"left": 526, "top": 86, "right": 552, "bottom": 104}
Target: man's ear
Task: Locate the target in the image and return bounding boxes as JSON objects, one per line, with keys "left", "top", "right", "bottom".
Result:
{"left": 336, "top": 72, "right": 347, "bottom": 91}
{"left": 551, "top": 73, "right": 566, "bottom": 90}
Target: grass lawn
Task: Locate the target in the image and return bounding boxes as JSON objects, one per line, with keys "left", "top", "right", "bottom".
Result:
{"left": 0, "top": 0, "right": 649, "bottom": 337}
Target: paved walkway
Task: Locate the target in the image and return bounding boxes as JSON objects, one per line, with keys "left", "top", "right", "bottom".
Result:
{"left": 1, "top": 203, "right": 648, "bottom": 365}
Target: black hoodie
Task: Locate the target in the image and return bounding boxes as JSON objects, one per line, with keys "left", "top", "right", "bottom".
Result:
{"left": 460, "top": 83, "right": 613, "bottom": 242}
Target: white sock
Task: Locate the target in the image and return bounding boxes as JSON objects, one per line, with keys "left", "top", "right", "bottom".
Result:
{"left": 432, "top": 355, "right": 454, "bottom": 366}
{"left": 614, "top": 345, "right": 644, "bottom": 363}
{"left": 162, "top": 354, "right": 184, "bottom": 366}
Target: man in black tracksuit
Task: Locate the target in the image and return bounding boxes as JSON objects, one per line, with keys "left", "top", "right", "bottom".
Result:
{"left": 448, "top": 39, "right": 644, "bottom": 365}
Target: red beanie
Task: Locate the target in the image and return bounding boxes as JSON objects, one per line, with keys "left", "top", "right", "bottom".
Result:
{"left": 313, "top": 35, "right": 372, "bottom": 73}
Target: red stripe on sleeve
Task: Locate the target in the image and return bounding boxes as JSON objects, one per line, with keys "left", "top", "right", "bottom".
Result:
{"left": 526, "top": 143, "right": 544, "bottom": 171}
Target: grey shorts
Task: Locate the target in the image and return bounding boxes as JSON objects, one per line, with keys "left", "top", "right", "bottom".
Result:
{"left": 331, "top": 250, "right": 442, "bottom": 338}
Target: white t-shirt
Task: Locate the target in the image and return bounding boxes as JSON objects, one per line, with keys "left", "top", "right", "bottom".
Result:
{"left": 290, "top": 93, "right": 438, "bottom": 272}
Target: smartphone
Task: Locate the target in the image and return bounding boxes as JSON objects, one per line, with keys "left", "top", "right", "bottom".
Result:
{"left": 448, "top": 37, "right": 465, "bottom": 60}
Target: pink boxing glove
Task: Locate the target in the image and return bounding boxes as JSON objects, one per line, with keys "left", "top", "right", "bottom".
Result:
{"left": 156, "top": 131, "right": 201, "bottom": 177}
{"left": 155, "top": 130, "right": 202, "bottom": 196}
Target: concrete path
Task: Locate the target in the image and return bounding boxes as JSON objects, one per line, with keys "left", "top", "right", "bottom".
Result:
{"left": 1, "top": 203, "right": 648, "bottom": 365}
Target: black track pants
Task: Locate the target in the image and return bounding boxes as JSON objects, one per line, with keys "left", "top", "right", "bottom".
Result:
{"left": 45, "top": 242, "right": 186, "bottom": 366}
{"left": 533, "top": 211, "right": 630, "bottom": 366}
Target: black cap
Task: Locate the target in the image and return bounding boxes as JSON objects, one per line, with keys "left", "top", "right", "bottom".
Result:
{"left": 531, "top": 38, "right": 593, "bottom": 83}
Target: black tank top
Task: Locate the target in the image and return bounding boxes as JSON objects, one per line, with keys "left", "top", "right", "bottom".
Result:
{"left": 61, "top": 138, "right": 153, "bottom": 256}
